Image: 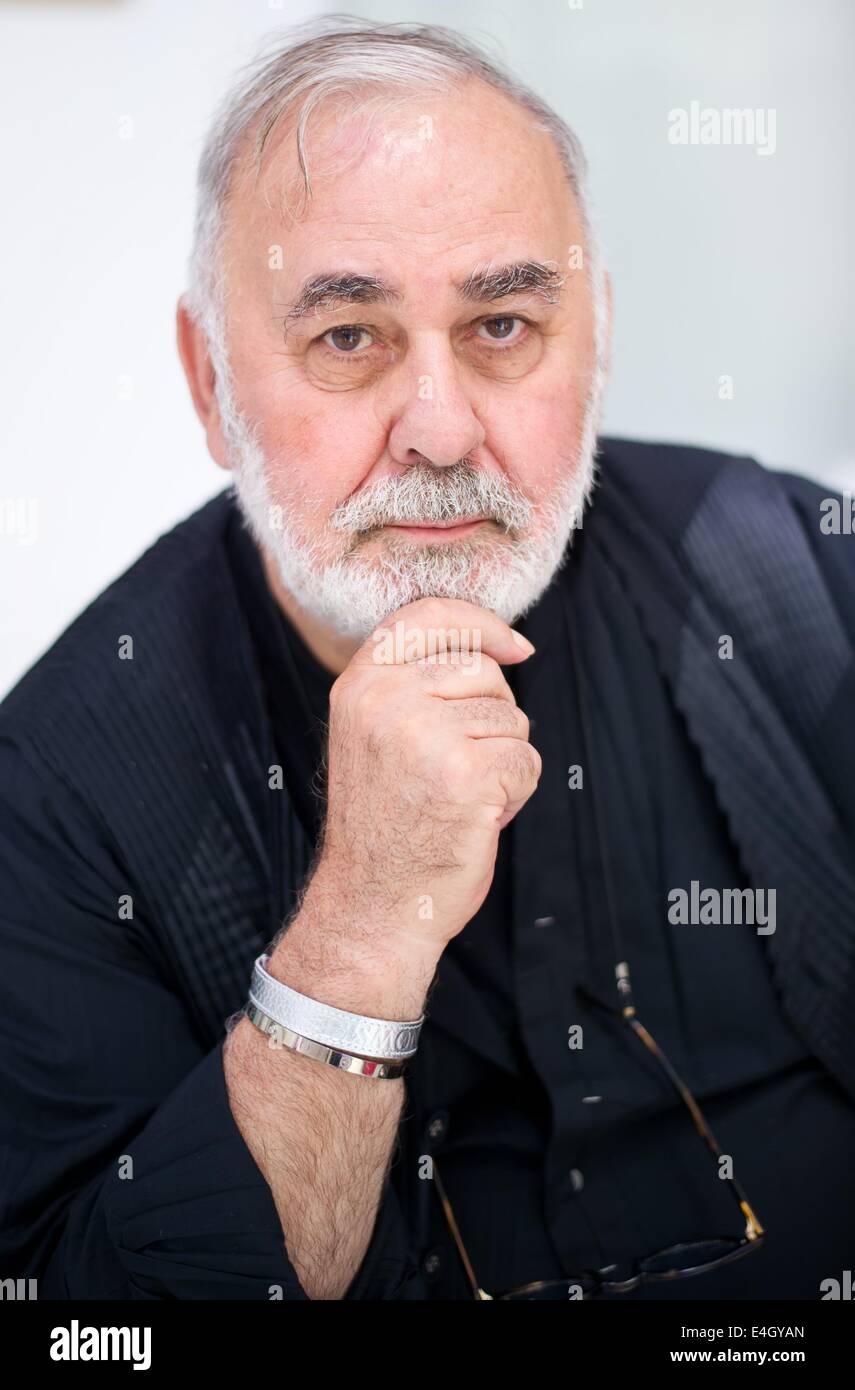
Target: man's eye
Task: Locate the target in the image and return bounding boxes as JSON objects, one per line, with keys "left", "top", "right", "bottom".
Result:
{"left": 476, "top": 315, "right": 528, "bottom": 345}
{"left": 321, "top": 325, "right": 374, "bottom": 353}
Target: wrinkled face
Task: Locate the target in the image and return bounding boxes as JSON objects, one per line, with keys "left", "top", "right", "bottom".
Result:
{"left": 213, "top": 78, "right": 608, "bottom": 638}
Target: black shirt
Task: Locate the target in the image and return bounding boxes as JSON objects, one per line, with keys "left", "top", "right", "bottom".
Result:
{"left": 1, "top": 451, "right": 854, "bottom": 1302}
{"left": 226, "top": 509, "right": 855, "bottom": 1300}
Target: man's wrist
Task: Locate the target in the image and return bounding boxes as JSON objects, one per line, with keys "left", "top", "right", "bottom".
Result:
{"left": 268, "top": 895, "right": 441, "bottom": 1022}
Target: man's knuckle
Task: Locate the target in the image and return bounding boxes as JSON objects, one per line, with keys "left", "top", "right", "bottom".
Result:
{"left": 501, "top": 743, "right": 540, "bottom": 783}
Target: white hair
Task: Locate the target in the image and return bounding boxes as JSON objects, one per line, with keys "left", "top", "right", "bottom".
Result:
{"left": 182, "top": 13, "right": 607, "bottom": 384}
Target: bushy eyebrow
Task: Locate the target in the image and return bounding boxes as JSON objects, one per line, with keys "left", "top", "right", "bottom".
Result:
{"left": 282, "top": 259, "right": 566, "bottom": 331}
{"left": 456, "top": 259, "right": 566, "bottom": 306}
{"left": 284, "top": 272, "right": 397, "bottom": 329}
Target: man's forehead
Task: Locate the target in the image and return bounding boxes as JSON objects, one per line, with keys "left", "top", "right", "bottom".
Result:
{"left": 236, "top": 81, "right": 578, "bottom": 242}
{"left": 251, "top": 179, "right": 578, "bottom": 300}
{"left": 248, "top": 76, "right": 561, "bottom": 186}
{"left": 228, "top": 87, "right": 582, "bottom": 310}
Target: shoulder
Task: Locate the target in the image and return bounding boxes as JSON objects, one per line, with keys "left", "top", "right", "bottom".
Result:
{"left": 590, "top": 435, "right": 854, "bottom": 639}
{"left": 597, "top": 433, "right": 830, "bottom": 498}
{"left": 0, "top": 487, "right": 246, "bottom": 780}
{"left": 597, "top": 432, "right": 839, "bottom": 495}
{"left": 595, "top": 433, "right": 844, "bottom": 535}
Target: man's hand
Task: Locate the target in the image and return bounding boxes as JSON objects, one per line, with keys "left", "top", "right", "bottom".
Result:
{"left": 304, "top": 596, "right": 540, "bottom": 961}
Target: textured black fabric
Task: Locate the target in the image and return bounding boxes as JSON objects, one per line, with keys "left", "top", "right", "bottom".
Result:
{"left": 0, "top": 438, "right": 853, "bottom": 1300}
{"left": 231, "top": 492, "right": 855, "bottom": 1299}
{"left": 591, "top": 442, "right": 855, "bottom": 1097}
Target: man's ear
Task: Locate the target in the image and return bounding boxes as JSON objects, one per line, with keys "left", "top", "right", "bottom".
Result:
{"left": 176, "top": 297, "right": 230, "bottom": 471}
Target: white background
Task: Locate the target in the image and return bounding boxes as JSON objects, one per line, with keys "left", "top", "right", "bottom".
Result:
{"left": 1, "top": 0, "right": 852, "bottom": 697}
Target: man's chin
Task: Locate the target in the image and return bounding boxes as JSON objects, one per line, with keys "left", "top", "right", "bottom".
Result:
{"left": 266, "top": 518, "right": 572, "bottom": 640}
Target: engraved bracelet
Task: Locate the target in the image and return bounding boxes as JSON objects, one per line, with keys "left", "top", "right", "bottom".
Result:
{"left": 248, "top": 954, "right": 424, "bottom": 1060}
{"left": 244, "top": 1003, "right": 409, "bottom": 1080}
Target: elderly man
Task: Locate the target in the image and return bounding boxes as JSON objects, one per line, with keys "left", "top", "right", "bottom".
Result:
{"left": 1, "top": 18, "right": 853, "bottom": 1303}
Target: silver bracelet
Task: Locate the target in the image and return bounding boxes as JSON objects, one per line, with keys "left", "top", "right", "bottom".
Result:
{"left": 248, "top": 954, "right": 424, "bottom": 1061}
{"left": 245, "top": 1004, "right": 408, "bottom": 1080}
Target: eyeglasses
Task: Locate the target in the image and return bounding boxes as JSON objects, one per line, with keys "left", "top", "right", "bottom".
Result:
{"left": 430, "top": 963, "right": 765, "bottom": 1300}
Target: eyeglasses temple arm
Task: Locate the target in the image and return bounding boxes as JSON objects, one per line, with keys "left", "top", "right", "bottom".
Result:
{"left": 432, "top": 1161, "right": 493, "bottom": 1299}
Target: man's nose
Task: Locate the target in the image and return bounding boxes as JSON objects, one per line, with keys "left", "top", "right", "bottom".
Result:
{"left": 386, "top": 346, "right": 486, "bottom": 469}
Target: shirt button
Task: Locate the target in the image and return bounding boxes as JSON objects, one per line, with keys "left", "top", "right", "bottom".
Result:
{"left": 569, "top": 1168, "right": 585, "bottom": 1193}
{"left": 426, "top": 1110, "right": 449, "bottom": 1145}
{"left": 533, "top": 915, "right": 555, "bottom": 928}
{"left": 423, "top": 1248, "right": 444, "bottom": 1280}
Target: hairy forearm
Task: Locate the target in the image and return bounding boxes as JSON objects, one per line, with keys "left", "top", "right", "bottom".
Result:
{"left": 224, "top": 1015, "right": 406, "bottom": 1300}
{"left": 223, "top": 891, "right": 439, "bottom": 1300}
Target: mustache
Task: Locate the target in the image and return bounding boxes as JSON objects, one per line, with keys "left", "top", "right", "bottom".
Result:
{"left": 329, "top": 462, "right": 534, "bottom": 535}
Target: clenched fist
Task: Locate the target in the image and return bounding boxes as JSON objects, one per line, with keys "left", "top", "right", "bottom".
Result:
{"left": 306, "top": 597, "right": 541, "bottom": 965}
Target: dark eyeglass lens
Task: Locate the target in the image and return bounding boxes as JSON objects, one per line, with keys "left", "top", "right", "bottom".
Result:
{"left": 640, "top": 1239, "right": 743, "bottom": 1276}
{"left": 502, "top": 1275, "right": 598, "bottom": 1300}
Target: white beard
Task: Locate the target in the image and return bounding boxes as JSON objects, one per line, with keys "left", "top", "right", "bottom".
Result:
{"left": 217, "top": 371, "right": 603, "bottom": 641}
